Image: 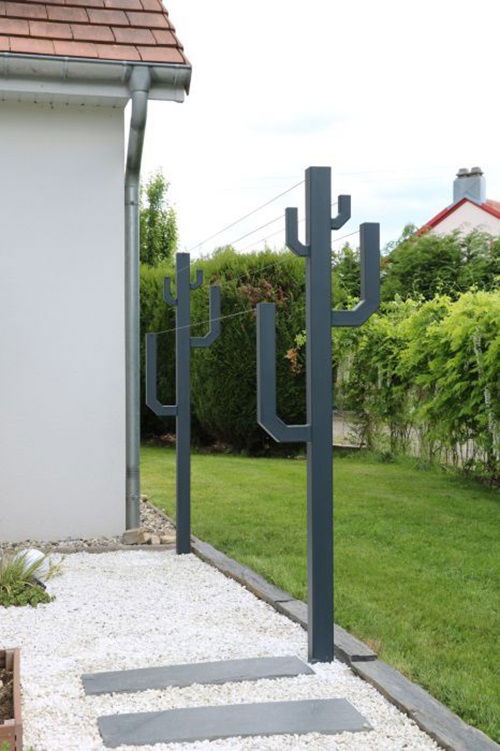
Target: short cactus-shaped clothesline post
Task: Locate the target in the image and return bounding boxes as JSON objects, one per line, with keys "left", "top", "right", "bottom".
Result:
{"left": 257, "top": 166, "right": 380, "bottom": 663}
{"left": 145, "top": 252, "right": 221, "bottom": 554}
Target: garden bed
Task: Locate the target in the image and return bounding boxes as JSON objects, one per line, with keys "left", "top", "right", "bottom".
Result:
{"left": 0, "top": 648, "right": 22, "bottom": 751}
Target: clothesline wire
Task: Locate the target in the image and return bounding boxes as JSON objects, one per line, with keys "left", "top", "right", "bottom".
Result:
{"left": 148, "top": 301, "right": 307, "bottom": 338}
{"left": 228, "top": 200, "right": 338, "bottom": 249}
{"left": 183, "top": 163, "right": 468, "bottom": 254}
{"left": 160, "top": 227, "right": 359, "bottom": 306}
{"left": 238, "top": 211, "right": 357, "bottom": 253}
{"left": 186, "top": 179, "right": 304, "bottom": 253}
{"left": 149, "top": 228, "right": 360, "bottom": 337}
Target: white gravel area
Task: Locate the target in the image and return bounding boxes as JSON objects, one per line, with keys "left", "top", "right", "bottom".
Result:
{"left": 0, "top": 551, "right": 440, "bottom": 751}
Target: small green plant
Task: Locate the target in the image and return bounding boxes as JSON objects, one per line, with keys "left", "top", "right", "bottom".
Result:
{"left": 0, "top": 552, "right": 58, "bottom": 608}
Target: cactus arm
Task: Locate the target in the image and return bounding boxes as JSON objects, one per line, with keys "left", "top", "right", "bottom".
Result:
{"left": 257, "top": 303, "right": 311, "bottom": 443}
{"left": 331, "top": 194, "right": 351, "bottom": 230}
{"left": 190, "top": 285, "right": 221, "bottom": 348}
{"left": 164, "top": 277, "right": 177, "bottom": 306}
{"left": 190, "top": 269, "right": 204, "bottom": 290}
{"left": 331, "top": 222, "right": 380, "bottom": 326}
{"left": 145, "top": 333, "right": 177, "bottom": 416}
{"left": 285, "top": 207, "right": 310, "bottom": 257}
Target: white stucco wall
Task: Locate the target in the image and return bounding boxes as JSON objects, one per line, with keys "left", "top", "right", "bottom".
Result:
{"left": 431, "top": 201, "right": 500, "bottom": 236}
{"left": 0, "top": 101, "right": 126, "bottom": 541}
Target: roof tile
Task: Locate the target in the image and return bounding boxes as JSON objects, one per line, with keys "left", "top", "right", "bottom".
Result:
{"left": 53, "top": 38, "right": 97, "bottom": 55}
{"left": 3, "top": 17, "right": 29, "bottom": 33}
{"left": 1, "top": 0, "right": 190, "bottom": 67}
{"left": 29, "top": 20, "right": 73, "bottom": 39}
{"left": 126, "top": 10, "right": 167, "bottom": 27}
{"left": 70, "top": 21, "right": 114, "bottom": 41}
{"left": 47, "top": 5, "right": 88, "bottom": 22}
{"left": 104, "top": 0, "right": 142, "bottom": 8}
{"left": 6, "top": 2, "right": 47, "bottom": 19}
{"left": 140, "top": 0, "right": 163, "bottom": 10}
{"left": 65, "top": 0, "right": 105, "bottom": 6}
{"left": 87, "top": 7, "right": 128, "bottom": 24}
{"left": 138, "top": 44, "right": 183, "bottom": 63}
{"left": 151, "top": 28, "right": 176, "bottom": 45}
{"left": 94, "top": 41, "right": 139, "bottom": 59}
{"left": 10, "top": 34, "right": 54, "bottom": 52}
{"left": 112, "top": 25, "right": 154, "bottom": 43}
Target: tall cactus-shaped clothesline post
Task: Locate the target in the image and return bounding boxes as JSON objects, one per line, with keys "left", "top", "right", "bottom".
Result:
{"left": 257, "top": 167, "right": 380, "bottom": 662}
{"left": 146, "top": 252, "right": 221, "bottom": 554}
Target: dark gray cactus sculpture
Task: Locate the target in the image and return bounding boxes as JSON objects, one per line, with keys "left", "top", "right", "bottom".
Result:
{"left": 257, "top": 166, "right": 380, "bottom": 662}
{"left": 146, "top": 252, "right": 221, "bottom": 554}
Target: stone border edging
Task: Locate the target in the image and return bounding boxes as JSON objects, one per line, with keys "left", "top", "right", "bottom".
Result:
{"left": 185, "top": 535, "right": 497, "bottom": 751}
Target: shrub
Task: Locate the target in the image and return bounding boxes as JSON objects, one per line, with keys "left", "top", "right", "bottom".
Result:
{"left": 140, "top": 247, "right": 308, "bottom": 452}
{"left": 324, "top": 290, "right": 500, "bottom": 482}
{"left": 140, "top": 261, "right": 176, "bottom": 439}
{"left": 382, "top": 229, "right": 499, "bottom": 301}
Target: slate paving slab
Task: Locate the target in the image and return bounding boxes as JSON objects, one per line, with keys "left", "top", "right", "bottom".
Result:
{"left": 82, "top": 655, "right": 313, "bottom": 696}
{"left": 98, "top": 698, "right": 372, "bottom": 747}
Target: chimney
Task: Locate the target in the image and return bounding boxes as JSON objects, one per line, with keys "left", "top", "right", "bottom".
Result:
{"left": 453, "top": 166, "right": 486, "bottom": 205}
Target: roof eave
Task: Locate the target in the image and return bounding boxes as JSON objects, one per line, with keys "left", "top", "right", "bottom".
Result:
{"left": 0, "top": 52, "right": 192, "bottom": 105}
{"left": 418, "top": 197, "right": 500, "bottom": 235}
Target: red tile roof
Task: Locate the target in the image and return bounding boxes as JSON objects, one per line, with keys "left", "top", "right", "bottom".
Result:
{"left": 0, "top": 0, "right": 189, "bottom": 65}
{"left": 485, "top": 199, "right": 500, "bottom": 216}
{"left": 418, "top": 197, "right": 500, "bottom": 235}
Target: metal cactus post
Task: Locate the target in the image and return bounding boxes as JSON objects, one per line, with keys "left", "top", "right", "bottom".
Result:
{"left": 146, "top": 252, "right": 221, "bottom": 554}
{"left": 257, "top": 166, "right": 380, "bottom": 662}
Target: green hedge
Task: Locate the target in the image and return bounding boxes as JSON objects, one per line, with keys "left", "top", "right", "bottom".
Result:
{"left": 323, "top": 290, "right": 499, "bottom": 481}
{"left": 140, "top": 247, "right": 308, "bottom": 451}
{"left": 140, "top": 263, "right": 176, "bottom": 438}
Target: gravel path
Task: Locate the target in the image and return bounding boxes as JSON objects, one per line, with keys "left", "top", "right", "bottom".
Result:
{"left": 0, "top": 551, "right": 439, "bottom": 750}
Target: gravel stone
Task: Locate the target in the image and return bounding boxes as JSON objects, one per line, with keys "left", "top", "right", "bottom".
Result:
{"left": 0, "top": 550, "right": 440, "bottom": 750}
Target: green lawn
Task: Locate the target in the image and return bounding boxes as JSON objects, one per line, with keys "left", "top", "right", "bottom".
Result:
{"left": 141, "top": 446, "right": 500, "bottom": 742}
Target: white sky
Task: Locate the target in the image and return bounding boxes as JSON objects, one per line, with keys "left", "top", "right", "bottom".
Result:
{"left": 140, "top": 0, "right": 500, "bottom": 257}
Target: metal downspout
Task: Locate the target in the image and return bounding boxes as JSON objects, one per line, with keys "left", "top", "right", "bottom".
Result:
{"left": 125, "top": 66, "right": 151, "bottom": 529}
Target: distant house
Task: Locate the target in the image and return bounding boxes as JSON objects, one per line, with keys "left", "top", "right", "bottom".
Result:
{"left": 419, "top": 168, "right": 500, "bottom": 237}
{"left": 0, "top": 1, "right": 191, "bottom": 542}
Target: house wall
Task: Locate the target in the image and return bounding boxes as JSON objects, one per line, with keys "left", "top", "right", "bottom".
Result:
{"left": 0, "top": 101, "right": 126, "bottom": 541}
{"left": 431, "top": 201, "right": 500, "bottom": 236}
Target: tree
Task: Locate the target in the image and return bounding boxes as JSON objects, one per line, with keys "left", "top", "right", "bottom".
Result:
{"left": 381, "top": 228, "right": 499, "bottom": 301}
{"left": 140, "top": 171, "right": 178, "bottom": 266}
{"left": 332, "top": 242, "right": 361, "bottom": 304}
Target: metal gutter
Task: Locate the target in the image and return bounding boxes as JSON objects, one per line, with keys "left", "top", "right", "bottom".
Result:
{"left": 0, "top": 52, "right": 191, "bottom": 101}
{"left": 125, "top": 65, "right": 151, "bottom": 530}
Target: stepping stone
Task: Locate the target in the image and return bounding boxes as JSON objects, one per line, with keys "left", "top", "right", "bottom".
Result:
{"left": 98, "top": 698, "right": 372, "bottom": 747}
{"left": 82, "top": 655, "right": 313, "bottom": 696}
